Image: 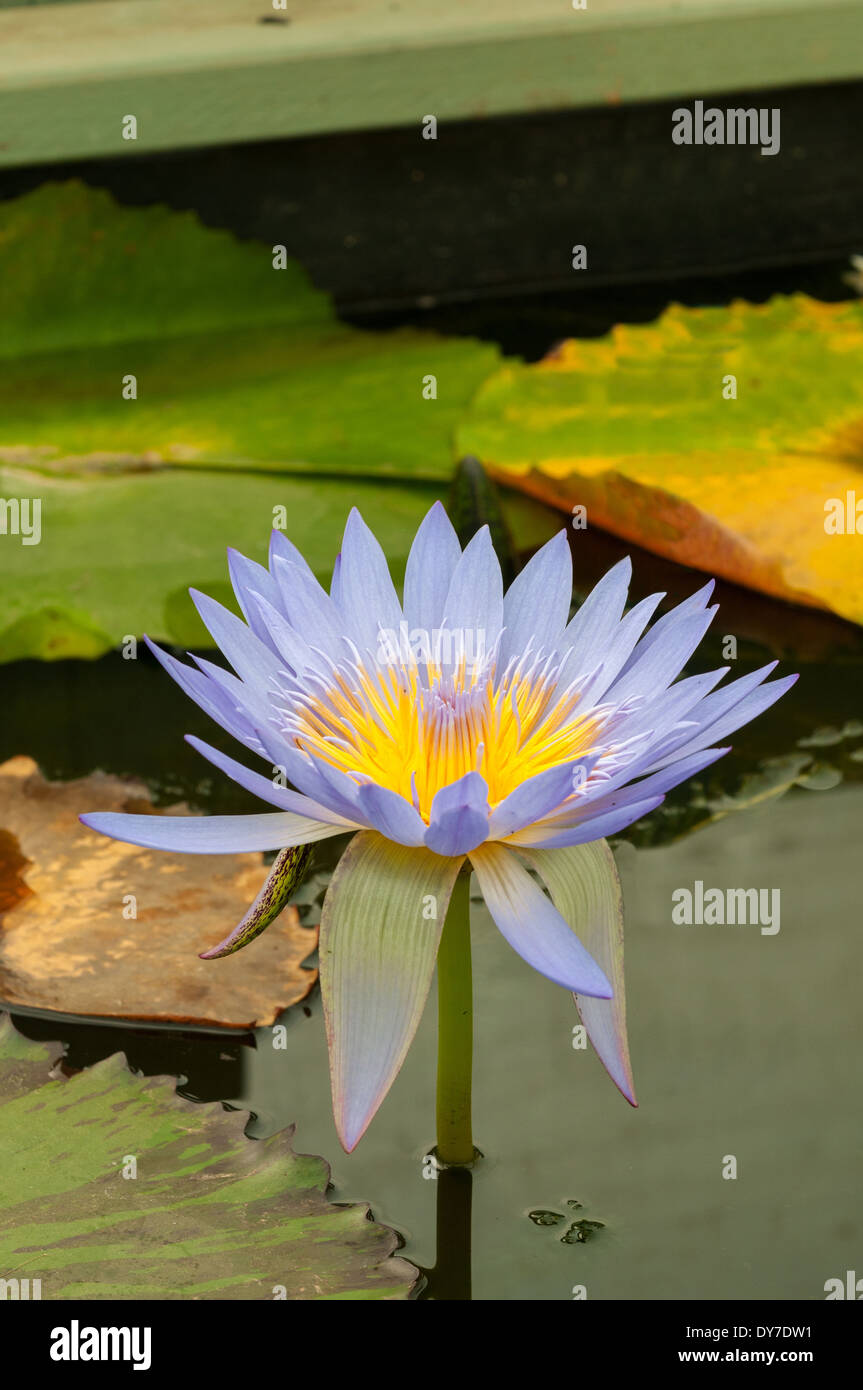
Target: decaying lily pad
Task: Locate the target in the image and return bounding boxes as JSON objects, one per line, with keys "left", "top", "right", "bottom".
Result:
{"left": 0, "top": 1014, "right": 416, "bottom": 1300}
{"left": 0, "top": 757, "right": 318, "bottom": 1029}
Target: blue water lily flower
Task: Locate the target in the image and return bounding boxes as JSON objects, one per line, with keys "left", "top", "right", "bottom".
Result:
{"left": 81, "top": 504, "right": 796, "bottom": 1151}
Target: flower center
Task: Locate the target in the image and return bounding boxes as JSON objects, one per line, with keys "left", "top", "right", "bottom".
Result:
{"left": 287, "top": 656, "right": 603, "bottom": 822}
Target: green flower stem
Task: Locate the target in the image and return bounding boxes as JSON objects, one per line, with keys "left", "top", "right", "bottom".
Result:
{"left": 436, "top": 866, "right": 474, "bottom": 1166}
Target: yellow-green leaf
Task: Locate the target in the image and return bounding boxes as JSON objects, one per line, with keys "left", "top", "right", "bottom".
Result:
{"left": 457, "top": 296, "right": 863, "bottom": 626}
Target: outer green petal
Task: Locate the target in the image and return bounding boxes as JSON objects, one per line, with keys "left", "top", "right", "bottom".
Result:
{"left": 319, "top": 830, "right": 463, "bottom": 1152}
{"left": 519, "top": 840, "right": 636, "bottom": 1106}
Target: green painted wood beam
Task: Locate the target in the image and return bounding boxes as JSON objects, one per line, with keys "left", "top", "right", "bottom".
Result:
{"left": 0, "top": 0, "right": 861, "bottom": 169}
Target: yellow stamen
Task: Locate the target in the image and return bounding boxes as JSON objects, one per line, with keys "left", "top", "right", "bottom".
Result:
{"left": 290, "top": 661, "right": 601, "bottom": 822}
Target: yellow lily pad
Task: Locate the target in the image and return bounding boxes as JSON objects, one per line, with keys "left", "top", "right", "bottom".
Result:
{"left": 457, "top": 296, "right": 863, "bottom": 625}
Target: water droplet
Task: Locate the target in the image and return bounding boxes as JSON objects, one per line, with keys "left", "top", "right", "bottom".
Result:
{"left": 561, "top": 1219, "right": 605, "bottom": 1244}
{"left": 528, "top": 1209, "right": 565, "bottom": 1227}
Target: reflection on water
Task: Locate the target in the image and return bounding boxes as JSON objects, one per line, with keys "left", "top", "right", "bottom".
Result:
{"left": 417, "top": 1165, "right": 474, "bottom": 1302}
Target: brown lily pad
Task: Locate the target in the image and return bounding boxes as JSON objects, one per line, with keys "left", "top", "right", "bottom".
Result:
{"left": 0, "top": 756, "right": 317, "bottom": 1030}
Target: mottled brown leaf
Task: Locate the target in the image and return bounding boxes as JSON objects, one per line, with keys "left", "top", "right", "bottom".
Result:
{"left": 0, "top": 757, "right": 317, "bottom": 1029}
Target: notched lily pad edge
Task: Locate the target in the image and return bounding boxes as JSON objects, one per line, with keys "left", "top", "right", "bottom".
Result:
{"left": 0, "top": 1012, "right": 420, "bottom": 1300}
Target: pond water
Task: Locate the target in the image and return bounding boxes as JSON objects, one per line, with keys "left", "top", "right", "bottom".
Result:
{"left": 4, "top": 515, "right": 861, "bottom": 1300}
{"left": 245, "top": 782, "right": 862, "bottom": 1302}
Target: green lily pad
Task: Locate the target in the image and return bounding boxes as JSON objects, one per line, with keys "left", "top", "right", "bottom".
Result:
{"left": 0, "top": 181, "right": 506, "bottom": 660}
{"left": 0, "top": 464, "right": 443, "bottom": 656}
{"left": 0, "top": 182, "right": 500, "bottom": 478}
{"left": 0, "top": 1014, "right": 416, "bottom": 1300}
